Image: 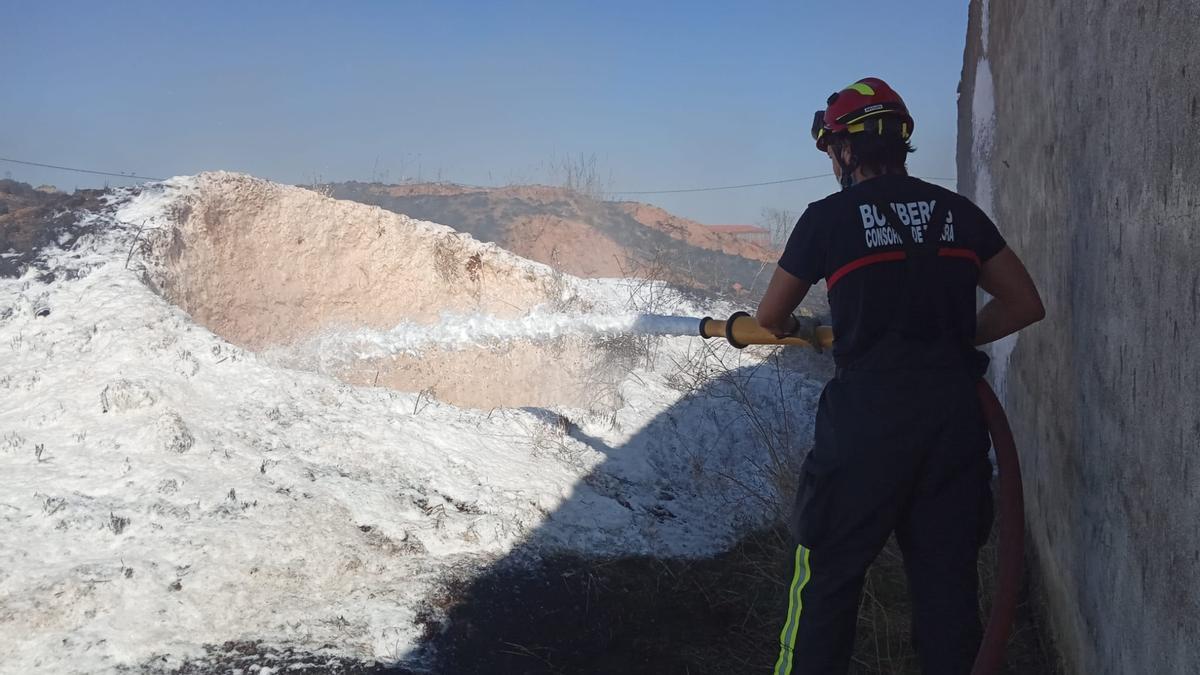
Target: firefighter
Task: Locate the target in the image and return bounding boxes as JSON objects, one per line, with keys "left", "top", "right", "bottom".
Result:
{"left": 756, "top": 77, "right": 1044, "bottom": 675}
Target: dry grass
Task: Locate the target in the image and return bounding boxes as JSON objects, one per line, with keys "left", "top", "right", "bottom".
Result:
{"left": 417, "top": 517, "right": 1061, "bottom": 674}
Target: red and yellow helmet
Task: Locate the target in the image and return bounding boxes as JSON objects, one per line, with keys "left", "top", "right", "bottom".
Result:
{"left": 811, "top": 77, "right": 914, "bottom": 151}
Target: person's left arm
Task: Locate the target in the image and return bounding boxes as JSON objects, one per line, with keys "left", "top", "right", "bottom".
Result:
{"left": 756, "top": 267, "right": 811, "bottom": 338}
{"left": 756, "top": 208, "right": 822, "bottom": 338}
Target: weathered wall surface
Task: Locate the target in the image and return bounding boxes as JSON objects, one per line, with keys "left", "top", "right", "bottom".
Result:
{"left": 958, "top": 1, "right": 1200, "bottom": 673}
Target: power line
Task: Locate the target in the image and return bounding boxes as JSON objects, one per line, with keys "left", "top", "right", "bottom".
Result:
{"left": 0, "top": 156, "right": 164, "bottom": 182}
{"left": 612, "top": 173, "right": 956, "bottom": 195}
{"left": 0, "top": 154, "right": 957, "bottom": 195}
{"left": 611, "top": 173, "right": 834, "bottom": 195}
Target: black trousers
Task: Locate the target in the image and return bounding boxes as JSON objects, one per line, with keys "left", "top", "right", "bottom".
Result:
{"left": 774, "top": 369, "right": 994, "bottom": 675}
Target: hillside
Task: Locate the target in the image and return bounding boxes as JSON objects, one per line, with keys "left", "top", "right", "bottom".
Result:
{"left": 326, "top": 181, "right": 780, "bottom": 296}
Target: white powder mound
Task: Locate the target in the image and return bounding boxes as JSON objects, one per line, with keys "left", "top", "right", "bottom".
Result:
{"left": 136, "top": 172, "right": 582, "bottom": 350}
{"left": 0, "top": 175, "right": 826, "bottom": 673}
{"left": 123, "top": 172, "right": 714, "bottom": 409}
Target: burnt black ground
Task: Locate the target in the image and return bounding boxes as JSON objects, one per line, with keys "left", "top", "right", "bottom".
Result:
{"left": 0, "top": 179, "right": 109, "bottom": 279}
{"left": 404, "top": 525, "right": 1061, "bottom": 675}
{"left": 127, "top": 640, "right": 416, "bottom": 674}
{"left": 411, "top": 531, "right": 793, "bottom": 675}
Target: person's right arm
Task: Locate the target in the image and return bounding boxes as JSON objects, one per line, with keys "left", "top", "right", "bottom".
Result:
{"left": 975, "top": 246, "right": 1045, "bottom": 345}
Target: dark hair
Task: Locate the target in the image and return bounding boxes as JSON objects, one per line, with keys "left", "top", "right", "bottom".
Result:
{"left": 829, "top": 129, "right": 916, "bottom": 176}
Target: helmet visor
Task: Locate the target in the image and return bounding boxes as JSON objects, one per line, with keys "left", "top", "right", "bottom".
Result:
{"left": 811, "top": 110, "right": 828, "bottom": 148}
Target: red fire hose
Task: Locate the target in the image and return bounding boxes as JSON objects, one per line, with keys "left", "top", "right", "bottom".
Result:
{"left": 972, "top": 379, "right": 1024, "bottom": 675}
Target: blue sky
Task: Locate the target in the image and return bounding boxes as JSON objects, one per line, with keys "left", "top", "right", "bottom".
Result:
{"left": 2, "top": 1, "right": 970, "bottom": 224}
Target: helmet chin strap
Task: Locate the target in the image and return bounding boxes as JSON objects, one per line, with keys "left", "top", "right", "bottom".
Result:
{"left": 835, "top": 147, "right": 858, "bottom": 190}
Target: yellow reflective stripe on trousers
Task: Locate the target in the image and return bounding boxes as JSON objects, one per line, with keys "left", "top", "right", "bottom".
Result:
{"left": 774, "top": 545, "right": 813, "bottom": 675}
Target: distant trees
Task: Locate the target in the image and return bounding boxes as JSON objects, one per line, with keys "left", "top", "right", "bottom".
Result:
{"left": 0, "top": 179, "right": 38, "bottom": 197}
{"left": 548, "top": 152, "right": 611, "bottom": 200}
{"left": 760, "top": 207, "right": 797, "bottom": 249}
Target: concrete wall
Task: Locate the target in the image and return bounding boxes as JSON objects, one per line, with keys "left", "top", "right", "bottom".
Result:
{"left": 958, "top": 1, "right": 1200, "bottom": 673}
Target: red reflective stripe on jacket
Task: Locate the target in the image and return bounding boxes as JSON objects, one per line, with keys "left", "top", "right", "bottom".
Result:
{"left": 937, "top": 247, "right": 981, "bottom": 266}
{"left": 826, "top": 247, "right": 981, "bottom": 291}
{"left": 826, "top": 251, "right": 906, "bottom": 290}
